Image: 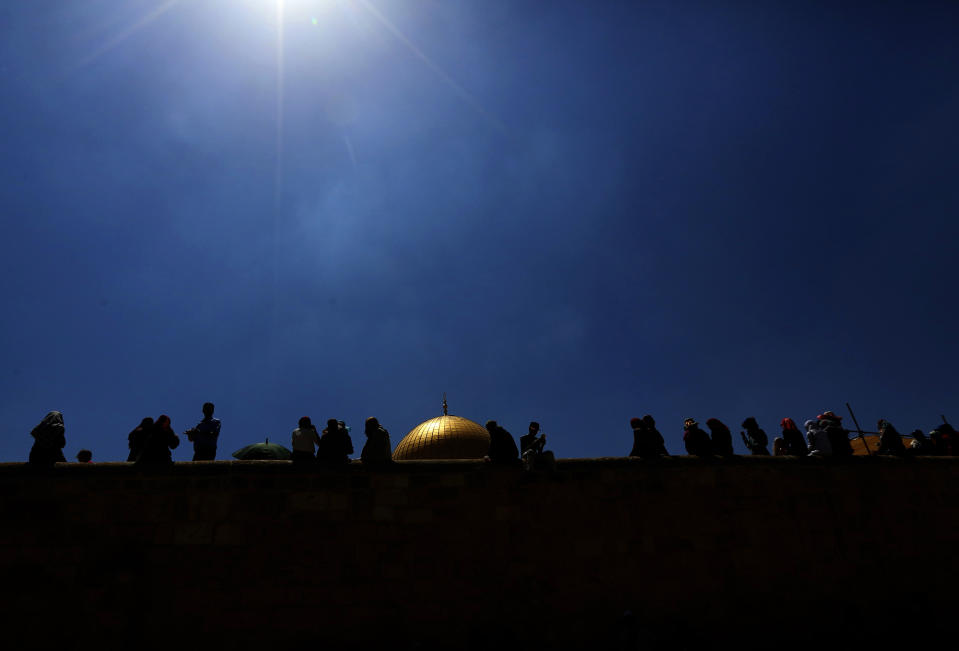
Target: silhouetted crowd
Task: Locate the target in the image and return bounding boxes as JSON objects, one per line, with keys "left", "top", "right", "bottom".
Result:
{"left": 23, "top": 403, "right": 958, "bottom": 467}
{"left": 639, "top": 410, "right": 958, "bottom": 458}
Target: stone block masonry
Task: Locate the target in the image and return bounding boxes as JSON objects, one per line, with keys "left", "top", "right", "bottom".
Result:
{"left": 1, "top": 456, "right": 957, "bottom": 650}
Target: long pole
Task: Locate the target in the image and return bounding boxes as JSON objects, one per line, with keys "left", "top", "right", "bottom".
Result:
{"left": 846, "top": 402, "right": 872, "bottom": 455}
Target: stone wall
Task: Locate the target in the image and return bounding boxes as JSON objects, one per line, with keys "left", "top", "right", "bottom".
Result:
{"left": 1, "top": 456, "right": 956, "bottom": 649}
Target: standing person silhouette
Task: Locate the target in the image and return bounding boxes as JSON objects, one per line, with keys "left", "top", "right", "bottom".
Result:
{"left": 186, "top": 402, "right": 220, "bottom": 461}
{"left": 127, "top": 418, "right": 154, "bottom": 462}
{"left": 136, "top": 415, "right": 179, "bottom": 466}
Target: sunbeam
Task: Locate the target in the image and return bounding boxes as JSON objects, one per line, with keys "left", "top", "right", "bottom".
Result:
{"left": 274, "top": 0, "right": 285, "bottom": 211}
{"left": 354, "top": 0, "right": 507, "bottom": 133}
{"left": 269, "top": 0, "right": 286, "bottom": 368}
{"left": 74, "top": 0, "right": 182, "bottom": 69}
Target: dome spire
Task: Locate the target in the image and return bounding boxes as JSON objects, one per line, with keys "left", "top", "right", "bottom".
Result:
{"left": 442, "top": 392, "right": 448, "bottom": 416}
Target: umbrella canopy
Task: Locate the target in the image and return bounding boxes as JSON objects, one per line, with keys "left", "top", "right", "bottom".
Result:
{"left": 232, "top": 439, "right": 292, "bottom": 460}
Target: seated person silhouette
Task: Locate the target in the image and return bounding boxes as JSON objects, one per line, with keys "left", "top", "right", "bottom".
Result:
{"left": 520, "top": 421, "right": 554, "bottom": 470}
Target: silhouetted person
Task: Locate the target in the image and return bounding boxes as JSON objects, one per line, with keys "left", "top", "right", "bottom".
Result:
{"left": 127, "top": 417, "right": 153, "bottom": 462}
{"left": 485, "top": 420, "right": 519, "bottom": 465}
{"left": 877, "top": 419, "right": 907, "bottom": 456}
{"left": 628, "top": 417, "right": 646, "bottom": 457}
{"left": 361, "top": 417, "right": 393, "bottom": 466}
{"left": 819, "top": 411, "right": 852, "bottom": 458}
{"left": 520, "top": 421, "right": 555, "bottom": 470}
{"left": 521, "top": 421, "right": 546, "bottom": 456}
{"left": 683, "top": 418, "right": 712, "bottom": 456}
{"left": 740, "top": 417, "right": 770, "bottom": 455}
{"left": 630, "top": 417, "right": 668, "bottom": 457}
{"left": 705, "top": 418, "right": 734, "bottom": 456}
{"left": 909, "top": 429, "right": 936, "bottom": 455}
{"left": 931, "top": 423, "right": 957, "bottom": 456}
{"left": 291, "top": 416, "right": 320, "bottom": 465}
{"left": 186, "top": 402, "right": 220, "bottom": 461}
{"left": 135, "top": 415, "right": 179, "bottom": 466}
{"left": 76, "top": 449, "right": 92, "bottom": 463}
{"left": 772, "top": 437, "right": 788, "bottom": 456}
{"left": 337, "top": 420, "right": 354, "bottom": 456}
{"left": 317, "top": 418, "right": 353, "bottom": 466}
{"left": 805, "top": 419, "right": 832, "bottom": 457}
{"left": 780, "top": 417, "right": 809, "bottom": 456}
{"left": 828, "top": 420, "right": 853, "bottom": 457}
{"left": 642, "top": 415, "right": 668, "bottom": 456}
{"left": 29, "top": 411, "right": 67, "bottom": 466}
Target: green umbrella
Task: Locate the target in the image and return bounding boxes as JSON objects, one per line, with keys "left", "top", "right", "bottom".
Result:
{"left": 231, "top": 438, "right": 292, "bottom": 460}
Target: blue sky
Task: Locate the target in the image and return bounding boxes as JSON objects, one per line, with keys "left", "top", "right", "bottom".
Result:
{"left": 2, "top": 1, "right": 957, "bottom": 461}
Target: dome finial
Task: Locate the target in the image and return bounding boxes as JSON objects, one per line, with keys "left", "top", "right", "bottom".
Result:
{"left": 442, "top": 392, "right": 448, "bottom": 416}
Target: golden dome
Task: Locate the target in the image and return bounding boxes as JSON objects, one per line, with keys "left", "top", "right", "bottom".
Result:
{"left": 393, "top": 401, "right": 490, "bottom": 460}
{"left": 849, "top": 434, "right": 915, "bottom": 455}
{"left": 851, "top": 434, "right": 881, "bottom": 455}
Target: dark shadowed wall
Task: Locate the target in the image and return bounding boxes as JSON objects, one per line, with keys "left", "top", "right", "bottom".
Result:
{"left": 0, "top": 457, "right": 955, "bottom": 650}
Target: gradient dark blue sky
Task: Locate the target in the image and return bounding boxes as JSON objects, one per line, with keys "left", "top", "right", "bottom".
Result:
{"left": 2, "top": 1, "right": 957, "bottom": 461}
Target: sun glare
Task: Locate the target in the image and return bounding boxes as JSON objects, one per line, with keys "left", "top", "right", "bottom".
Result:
{"left": 244, "top": 0, "right": 340, "bottom": 19}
